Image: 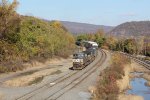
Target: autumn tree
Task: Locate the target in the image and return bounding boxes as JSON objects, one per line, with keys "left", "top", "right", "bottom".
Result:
{"left": 143, "top": 37, "right": 150, "bottom": 56}
{"left": 106, "top": 36, "right": 117, "bottom": 50}
{"left": 135, "top": 36, "right": 144, "bottom": 55}
{"left": 49, "top": 21, "right": 68, "bottom": 32}
{"left": 0, "top": 0, "right": 21, "bottom": 42}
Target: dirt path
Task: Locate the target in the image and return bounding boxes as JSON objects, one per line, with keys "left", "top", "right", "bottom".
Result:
{"left": 0, "top": 50, "right": 110, "bottom": 100}
{"left": 0, "top": 57, "right": 72, "bottom": 84}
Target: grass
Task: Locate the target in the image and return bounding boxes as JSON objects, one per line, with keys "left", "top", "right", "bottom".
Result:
{"left": 27, "top": 70, "right": 62, "bottom": 85}
{"left": 19, "top": 70, "right": 38, "bottom": 76}
{"left": 0, "top": 60, "right": 25, "bottom": 73}
{"left": 50, "top": 70, "right": 62, "bottom": 75}
{"left": 28, "top": 76, "right": 44, "bottom": 85}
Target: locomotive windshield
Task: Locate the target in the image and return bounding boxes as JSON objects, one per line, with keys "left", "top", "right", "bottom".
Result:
{"left": 73, "top": 53, "right": 84, "bottom": 59}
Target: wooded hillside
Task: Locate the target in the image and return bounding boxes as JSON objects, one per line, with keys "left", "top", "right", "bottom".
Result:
{"left": 0, "top": 0, "right": 75, "bottom": 73}
{"left": 109, "top": 21, "right": 150, "bottom": 37}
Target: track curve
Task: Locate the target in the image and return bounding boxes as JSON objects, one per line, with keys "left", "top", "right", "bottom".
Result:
{"left": 16, "top": 50, "right": 107, "bottom": 100}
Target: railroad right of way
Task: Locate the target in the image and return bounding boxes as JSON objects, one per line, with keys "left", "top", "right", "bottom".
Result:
{"left": 15, "top": 50, "right": 108, "bottom": 100}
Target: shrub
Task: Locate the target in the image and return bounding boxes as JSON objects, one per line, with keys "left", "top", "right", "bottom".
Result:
{"left": 93, "top": 53, "right": 130, "bottom": 100}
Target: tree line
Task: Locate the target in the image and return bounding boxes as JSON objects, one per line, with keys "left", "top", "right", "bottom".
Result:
{"left": 76, "top": 30, "right": 150, "bottom": 56}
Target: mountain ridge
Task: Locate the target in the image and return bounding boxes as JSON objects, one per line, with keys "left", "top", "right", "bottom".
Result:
{"left": 109, "top": 21, "right": 150, "bottom": 37}
{"left": 61, "top": 21, "right": 114, "bottom": 34}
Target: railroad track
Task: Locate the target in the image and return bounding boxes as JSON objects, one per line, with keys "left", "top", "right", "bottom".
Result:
{"left": 16, "top": 71, "right": 77, "bottom": 100}
{"left": 121, "top": 52, "right": 150, "bottom": 70}
{"left": 45, "top": 50, "right": 107, "bottom": 100}
{"left": 16, "top": 50, "right": 106, "bottom": 100}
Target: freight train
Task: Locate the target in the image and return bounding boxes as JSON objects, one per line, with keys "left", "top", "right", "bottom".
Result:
{"left": 72, "top": 41, "right": 98, "bottom": 70}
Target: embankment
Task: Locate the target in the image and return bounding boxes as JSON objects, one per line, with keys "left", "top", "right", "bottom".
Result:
{"left": 90, "top": 53, "right": 144, "bottom": 100}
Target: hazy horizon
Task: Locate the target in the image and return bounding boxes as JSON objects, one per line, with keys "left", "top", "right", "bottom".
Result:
{"left": 9, "top": 0, "right": 150, "bottom": 26}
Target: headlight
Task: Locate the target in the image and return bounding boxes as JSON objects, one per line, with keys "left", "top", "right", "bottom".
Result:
{"left": 73, "top": 59, "right": 83, "bottom": 63}
{"left": 73, "top": 59, "right": 80, "bottom": 62}
{"left": 80, "top": 59, "right": 83, "bottom": 62}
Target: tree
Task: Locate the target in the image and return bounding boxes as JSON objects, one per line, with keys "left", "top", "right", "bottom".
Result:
{"left": 49, "top": 21, "right": 68, "bottom": 32}
{"left": 143, "top": 37, "right": 150, "bottom": 56}
{"left": 0, "top": 0, "right": 21, "bottom": 42}
{"left": 76, "top": 34, "right": 88, "bottom": 41}
{"left": 135, "top": 36, "right": 144, "bottom": 55}
{"left": 95, "top": 29, "right": 105, "bottom": 47}
{"left": 87, "top": 34, "right": 95, "bottom": 41}
{"left": 124, "top": 39, "right": 137, "bottom": 54}
{"left": 106, "top": 36, "right": 117, "bottom": 50}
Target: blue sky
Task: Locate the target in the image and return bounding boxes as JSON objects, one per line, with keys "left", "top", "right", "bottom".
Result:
{"left": 10, "top": 0, "right": 150, "bottom": 26}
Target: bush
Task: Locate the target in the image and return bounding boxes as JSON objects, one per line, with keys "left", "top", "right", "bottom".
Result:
{"left": 95, "top": 68, "right": 119, "bottom": 100}
{"left": 93, "top": 53, "right": 130, "bottom": 100}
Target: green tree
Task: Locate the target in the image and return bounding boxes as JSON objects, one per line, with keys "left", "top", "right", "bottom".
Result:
{"left": 76, "top": 34, "right": 88, "bottom": 41}
{"left": 95, "top": 29, "right": 105, "bottom": 47}
{"left": 124, "top": 39, "right": 137, "bottom": 54}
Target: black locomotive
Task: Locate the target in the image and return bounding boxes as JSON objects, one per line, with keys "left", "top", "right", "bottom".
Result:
{"left": 72, "top": 41, "right": 98, "bottom": 70}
